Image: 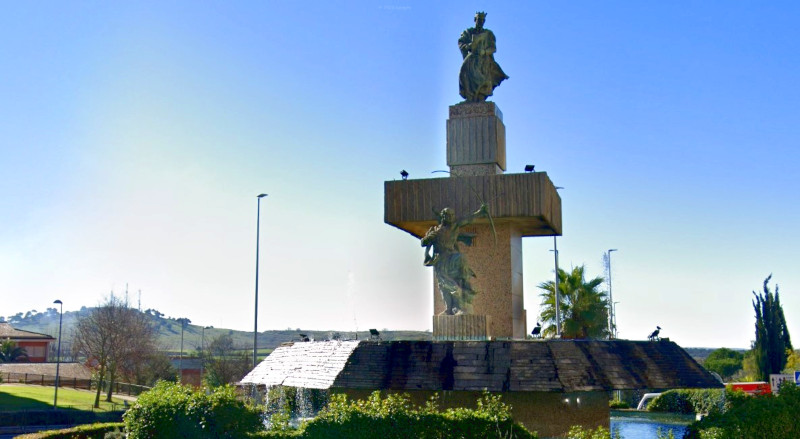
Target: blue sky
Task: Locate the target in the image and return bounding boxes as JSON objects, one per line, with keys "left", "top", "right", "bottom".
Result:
{"left": 2, "top": 1, "right": 798, "bottom": 349}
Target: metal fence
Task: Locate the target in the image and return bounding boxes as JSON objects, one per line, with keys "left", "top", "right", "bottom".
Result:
{"left": 0, "top": 372, "right": 150, "bottom": 397}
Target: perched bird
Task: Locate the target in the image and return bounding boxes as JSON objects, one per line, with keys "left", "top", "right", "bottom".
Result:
{"left": 531, "top": 322, "right": 542, "bottom": 338}
{"left": 648, "top": 326, "right": 661, "bottom": 341}
{"left": 400, "top": 170, "right": 409, "bottom": 180}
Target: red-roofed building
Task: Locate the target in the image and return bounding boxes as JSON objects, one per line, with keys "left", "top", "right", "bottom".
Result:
{"left": 0, "top": 322, "right": 56, "bottom": 362}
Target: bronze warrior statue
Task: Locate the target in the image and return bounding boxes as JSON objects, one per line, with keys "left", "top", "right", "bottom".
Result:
{"left": 421, "top": 204, "right": 488, "bottom": 315}
{"left": 458, "top": 12, "right": 509, "bottom": 102}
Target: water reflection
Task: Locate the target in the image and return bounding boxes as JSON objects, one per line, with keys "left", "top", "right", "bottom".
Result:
{"left": 610, "top": 411, "right": 694, "bottom": 439}
{"left": 611, "top": 419, "right": 687, "bottom": 438}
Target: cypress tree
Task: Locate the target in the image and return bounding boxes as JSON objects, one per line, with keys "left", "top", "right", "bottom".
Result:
{"left": 752, "top": 275, "right": 793, "bottom": 381}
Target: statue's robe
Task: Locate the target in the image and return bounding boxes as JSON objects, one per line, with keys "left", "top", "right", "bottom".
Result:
{"left": 458, "top": 27, "right": 508, "bottom": 102}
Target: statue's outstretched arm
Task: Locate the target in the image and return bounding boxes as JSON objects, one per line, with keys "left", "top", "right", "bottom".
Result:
{"left": 456, "top": 203, "right": 488, "bottom": 228}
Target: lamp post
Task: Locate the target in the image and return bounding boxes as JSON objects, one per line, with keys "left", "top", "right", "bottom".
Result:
{"left": 52, "top": 300, "right": 63, "bottom": 410}
{"left": 607, "top": 249, "right": 618, "bottom": 339}
{"left": 201, "top": 326, "right": 213, "bottom": 380}
{"left": 178, "top": 318, "right": 188, "bottom": 384}
{"left": 254, "top": 193, "right": 268, "bottom": 369}
{"left": 551, "top": 236, "right": 561, "bottom": 337}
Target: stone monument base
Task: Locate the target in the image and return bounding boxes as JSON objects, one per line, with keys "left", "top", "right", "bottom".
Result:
{"left": 446, "top": 101, "right": 506, "bottom": 174}
{"left": 433, "top": 314, "right": 492, "bottom": 341}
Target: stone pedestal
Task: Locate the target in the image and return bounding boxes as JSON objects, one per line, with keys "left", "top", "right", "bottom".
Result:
{"left": 432, "top": 222, "right": 525, "bottom": 339}
{"left": 433, "top": 314, "right": 491, "bottom": 341}
{"left": 447, "top": 102, "right": 506, "bottom": 176}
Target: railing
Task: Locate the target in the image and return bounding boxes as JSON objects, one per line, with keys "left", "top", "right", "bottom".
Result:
{"left": 0, "top": 372, "right": 151, "bottom": 397}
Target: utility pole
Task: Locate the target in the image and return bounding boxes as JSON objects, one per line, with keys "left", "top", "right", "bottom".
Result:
{"left": 607, "top": 249, "right": 618, "bottom": 339}
{"left": 552, "top": 236, "right": 561, "bottom": 337}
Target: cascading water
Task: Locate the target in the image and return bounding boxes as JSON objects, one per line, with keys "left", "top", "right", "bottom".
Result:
{"left": 261, "top": 385, "right": 329, "bottom": 428}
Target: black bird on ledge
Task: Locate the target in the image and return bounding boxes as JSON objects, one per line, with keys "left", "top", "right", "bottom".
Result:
{"left": 648, "top": 326, "right": 661, "bottom": 341}
{"left": 531, "top": 322, "right": 542, "bottom": 338}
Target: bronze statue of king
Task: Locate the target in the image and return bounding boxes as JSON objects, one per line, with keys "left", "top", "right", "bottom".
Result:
{"left": 458, "top": 12, "right": 509, "bottom": 102}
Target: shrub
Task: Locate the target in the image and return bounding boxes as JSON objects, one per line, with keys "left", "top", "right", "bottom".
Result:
{"left": 608, "top": 398, "right": 629, "bottom": 409}
{"left": 647, "top": 389, "right": 727, "bottom": 415}
{"left": 15, "top": 422, "right": 123, "bottom": 439}
{"left": 567, "top": 425, "right": 618, "bottom": 439}
{"left": 103, "top": 429, "right": 125, "bottom": 439}
{"left": 686, "top": 384, "right": 800, "bottom": 439}
{"left": 297, "top": 391, "right": 537, "bottom": 439}
{"left": 123, "top": 381, "right": 263, "bottom": 439}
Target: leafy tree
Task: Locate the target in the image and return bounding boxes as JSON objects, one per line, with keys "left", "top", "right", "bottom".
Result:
{"left": 0, "top": 338, "right": 28, "bottom": 362}
{"left": 752, "top": 275, "right": 792, "bottom": 381}
{"left": 703, "top": 348, "right": 744, "bottom": 380}
{"left": 538, "top": 265, "right": 610, "bottom": 339}
{"left": 784, "top": 349, "right": 800, "bottom": 374}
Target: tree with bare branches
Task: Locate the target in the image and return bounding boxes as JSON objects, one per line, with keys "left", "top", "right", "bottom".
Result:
{"left": 203, "top": 334, "right": 251, "bottom": 386}
{"left": 73, "top": 294, "right": 158, "bottom": 407}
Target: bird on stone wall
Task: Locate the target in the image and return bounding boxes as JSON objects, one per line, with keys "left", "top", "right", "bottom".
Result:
{"left": 531, "top": 322, "right": 542, "bottom": 338}
{"left": 648, "top": 326, "right": 661, "bottom": 341}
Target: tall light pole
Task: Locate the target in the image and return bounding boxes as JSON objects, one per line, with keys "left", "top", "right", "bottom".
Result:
{"left": 551, "top": 236, "right": 561, "bottom": 337}
{"left": 254, "top": 193, "right": 268, "bottom": 369}
{"left": 607, "top": 249, "right": 618, "bottom": 339}
{"left": 178, "top": 318, "right": 188, "bottom": 384}
{"left": 201, "top": 326, "right": 212, "bottom": 381}
{"left": 52, "top": 300, "right": 63, "bottom": 410}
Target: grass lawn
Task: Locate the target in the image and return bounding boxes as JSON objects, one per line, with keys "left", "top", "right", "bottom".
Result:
{"left": 0, "top": 384, "right": 128, "bottom": 411}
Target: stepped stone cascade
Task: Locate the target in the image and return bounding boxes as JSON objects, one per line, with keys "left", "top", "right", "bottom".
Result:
{"left": 241, "top": 339, "right": 723, "bottom": 437}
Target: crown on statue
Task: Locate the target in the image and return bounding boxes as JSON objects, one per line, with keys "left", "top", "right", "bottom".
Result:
{"left": 475, "top": 11, "right": 487, "bottom": 19}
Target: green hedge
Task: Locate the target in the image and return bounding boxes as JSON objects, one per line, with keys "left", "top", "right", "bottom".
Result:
{"left": 15, "top": 422, "right": 124, "bottom": 439}
{"left": 647, "top": 389, "right": 728, "bottom": 415}
{"left": 275, "top": 391, "right": 537, "bottom": 439}
{"left": 123, "top": 381, "right": 263, "bottom": 439}
{"left": 686, "top": 384, "right": 800, "bottom": 439}
{"left": 608, "top": 398, "right": 629, "bottom": 409}
{"left": 0, "top": 410, "right": 123, "bottom": 427}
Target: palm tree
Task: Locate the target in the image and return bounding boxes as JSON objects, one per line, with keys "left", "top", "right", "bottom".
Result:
{"left": 538, "top": 265, "right": 611, "bottom": 339}
{"left": 0, "top": 338, "right": 29, "bottom": 362}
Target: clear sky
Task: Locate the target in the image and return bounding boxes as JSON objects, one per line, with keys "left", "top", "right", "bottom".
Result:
{"left": 2, "top": 1, "right": 798, "bottom": 349}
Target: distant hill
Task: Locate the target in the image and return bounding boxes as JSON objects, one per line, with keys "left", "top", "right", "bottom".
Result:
{"left": 3, "top": 308, "right": 738, "bottom": 364}
{"left": 3, "top": 307, "right": 430, "bottom": 357}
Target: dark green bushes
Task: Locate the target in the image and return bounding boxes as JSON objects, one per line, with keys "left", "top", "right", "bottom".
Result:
{"left": 294, "top": 391, "right": 536, "bottom": 439}
{"left": 608, "top": 398, "right": 629, "bottom": 409}
{"left": 686, "top": 384, "right": 800, "bottom": 439}
{"left": 123, "top": 381, "right": 263, "bottom": 439}
{"left": 15, "top": 422, "right": 124, "bottom": 439}
{"left": 647, "top": 389, "right": 728, "bottom": 415}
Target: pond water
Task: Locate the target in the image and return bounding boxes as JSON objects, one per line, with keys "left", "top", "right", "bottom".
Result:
{"left": 610, "top": 411, "right": 695, "bottom": 438}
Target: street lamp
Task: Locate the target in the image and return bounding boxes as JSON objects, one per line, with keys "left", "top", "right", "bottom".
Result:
{"left": 201, "top": 326, "right": 213, "bottom": 380}
{"left": 607, "top": 249, "right": 618, "bottom": 339}
{"left": 178, "top": 318, "right": 189, "bottom": 384}
{"left": 53, "top": 300, "right": 63, "bottom": 410}
{"left": 254, "top": 193, "right": 268, "bottom": 369}
{"left": 550, "top": 237, "right": 561, "bottom": 337}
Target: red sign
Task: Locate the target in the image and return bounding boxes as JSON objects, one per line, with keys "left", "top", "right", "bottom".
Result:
{"left": 728, "top": 382, "right": 772, "bottom": 395}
